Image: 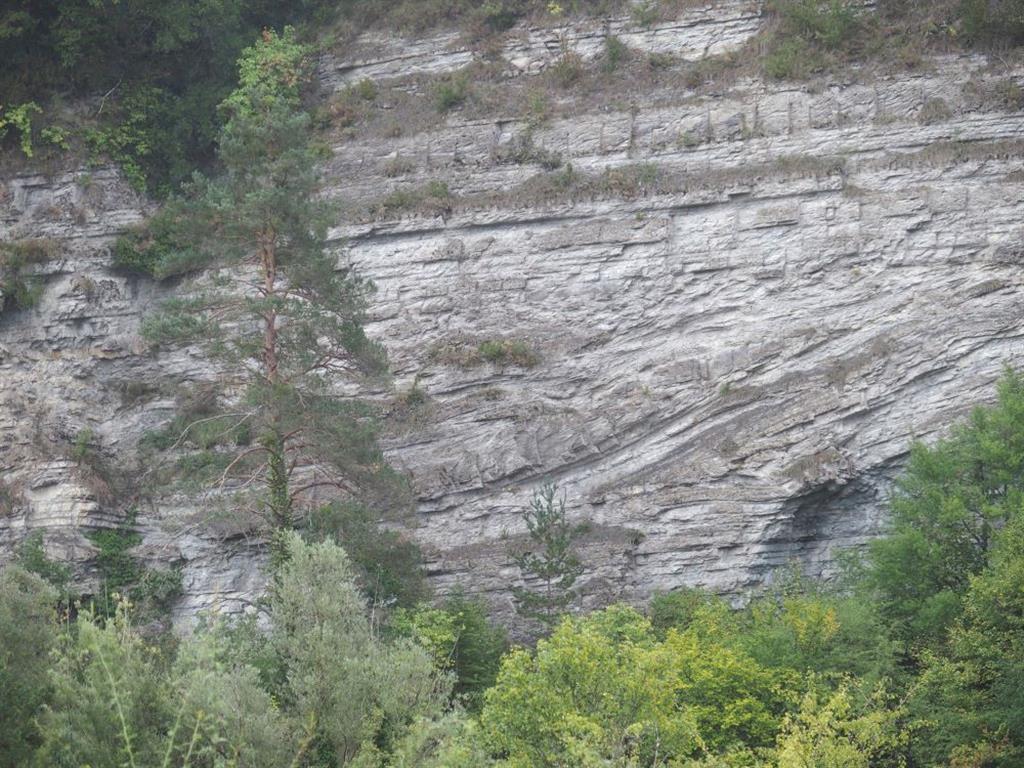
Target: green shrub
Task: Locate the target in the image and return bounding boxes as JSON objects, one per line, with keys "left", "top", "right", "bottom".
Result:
{"left": 649, "top": 588, "right": 724, "bottom": 636}
{"left": 525, "top": 89, "right": 551, "bottom": 127}
{"left": 16, "top": 532, "right": 72, "bottom": 596}
{"left": 549, "top": 51, "right": 585, "bottom": 88}
{"left": 307, "top": 501, "right": 428, "bottom": 609}
{"left": 647, "top": 51, "right": 676, "bottom": 70}
{"left": 864, "top": 368, "right": 1024, "bottom": 654}
{"left": 478, "top": 339, "right": 540, "bottom": 367}
{"left": 0, "top": 238, "right": 59, "bottom": 313}
{"left": 764, "top": 0, "right": 863, "bottom": 79}
{"left": 112, "top": 206, "right": 202, "bottom": 279}
{"left": 391, "top": 594, "right": 509, "bottom": 710}
{"left": 0, "top": 565, "right": 58, "bottom": 765}
{"left": 353, "top": 77, "right": 378, "bottom": 101}
{"left": 494, "top": 132, "right": 563, "bottom": 169}
{"left": 603, "top": 34, "right": 629, "bottom": 72}
{"left": 775, "top": 0, "right": 860, "bottom": 49}
{"left": 435, "top": 74, "right": 471, "bottom": 112}
{"left": 0, "top": 102, "right": 42, "bottom": 157}
{"left": 71, "top": 427, "right": 95, "bottom": 463}
{"left": 472, "top": 0, "right": 521, "bottom": 33}
{"left": 86, "top": 511, "right": 181, "bottom": 620}
{"left": 918, "top": 96, "right": 953, "bottom": 124}
{"left": 764, "top": 37, "right": 819, "bottom": 79}
{"left": 373, "top": 180, "right": 453, "bottom": 218}
{"left": 631, "top": 0, "right": 661, "bottom": 27}
{"left": 960, "top": 0, "right": 1024, "bottom": 45}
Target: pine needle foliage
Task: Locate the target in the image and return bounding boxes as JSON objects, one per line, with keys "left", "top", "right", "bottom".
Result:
{"left": 139, "top": 29, "right": 391, "bottom": 539}
{"left": 510, "top": 482, "right": 585, "bottom": 628}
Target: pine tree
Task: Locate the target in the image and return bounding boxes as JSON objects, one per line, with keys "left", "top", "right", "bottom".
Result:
{"left": 509, "top": 482, "right": 585, "bottom": 627}
{"left": 138, "top": 29, "right": 391, "bottom": 541}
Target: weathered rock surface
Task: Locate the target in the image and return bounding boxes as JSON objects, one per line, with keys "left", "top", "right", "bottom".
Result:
{"left": 2, "top": 2, "right": 1024, "bottom": 623}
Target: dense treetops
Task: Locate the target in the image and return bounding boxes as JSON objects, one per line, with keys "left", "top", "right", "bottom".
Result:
{"left": 4, "top": 365, "right": 1024, "bottom": 765}
{"left": 2, "top": 0, "right": 1022, "bottom": 193}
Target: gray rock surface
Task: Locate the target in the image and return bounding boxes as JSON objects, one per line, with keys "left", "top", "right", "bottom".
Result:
{"left": 2, "top": 3, "right": 1024, "bottom": 624}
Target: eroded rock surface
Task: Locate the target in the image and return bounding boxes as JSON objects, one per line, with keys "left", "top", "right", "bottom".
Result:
{"left": 2, "top": 3, "right": 1023, "bottom": 623}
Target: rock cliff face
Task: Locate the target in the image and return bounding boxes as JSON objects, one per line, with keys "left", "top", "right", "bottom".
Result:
{"left": 2, "top": 1, "right": 1024, "bottom": 623}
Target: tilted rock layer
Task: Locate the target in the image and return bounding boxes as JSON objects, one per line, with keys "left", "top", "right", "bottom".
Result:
{"left": 2, "top": 1, "right": 1024, "bottom": 622}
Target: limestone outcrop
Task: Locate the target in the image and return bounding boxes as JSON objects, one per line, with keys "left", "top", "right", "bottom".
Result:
{"left": 2, "top": 1, "right": 1023, "bottom": 623}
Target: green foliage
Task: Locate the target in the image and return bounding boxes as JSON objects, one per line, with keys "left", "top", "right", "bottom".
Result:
{"left": 509, "top": 482, "right": 585, "bottom": 628}
{"left": 40, "top": 125, "right": 69, "bottom": 151}
{"left": 30, "top": 535, "right": 455, "bottom": 768}
{"left": 392, "top": 594, "right": 509, "bottom": 710}
{"left": 477, "top": 338, "right": 541, "bottom": 367}
{"left": 307, "top": 501, "right": 427, "bottom": 609}
{"left": 85, "top": 513, "right": 181, "bottom": 621}
{"left": 0, "top": 101, "right": 41, "bottom": 157}
{"left": 6, "top": 369, "right": 1024, "bottom": 767}
{"left": 482, "top": 606, "right": 702, "bottom": 767}
{"left": 549, "top": 52, "right": 585, "bottom": 88}
{"left": 435, "top": 74, "right": 471, "bottom": 112}
{"left": 648, "top": 588, "right": 723, "bottom": 636}
{"left": 864, "top": 368, "right": 1024, "bottom": 653}
{"left": 140, "top": 29, "right": 391, "bottom": 535}
{"left": 266, "top": 533, "right": 450, "bottom": 763}
{"left": 0, "top": 238, "right": 59, "bottom": 314}
{"left": 384, "top": 713, "right": 493, "bottom": 768}
{"left": 0, "top": 565, "right": 58, "bottom": 767}
{"left": 775, "top": 683, "right": 907, "bottom": 768}
{"left": 960, "top": 0, "right": 1024, "bottom": 45}
{"left": 494, "top": 131, "right": 563, "bottom": 169}
{"left": 602, "top": 34, "right": 629, "bottom": 72}
{"left": 907, "top": 512, "right": 1024, "bottom": 766}
{"left": 16, "top": 532, "right": 72, "bottom": 597}
{"left": 373, "top": 180, "right": 453, "bottom": 218}
{"left": 0, "top": 1, "right": 336, "bottom": 193}
{"left": 764, "top": 0, "right": 863, "bottom": 79}
{"left": 71, "top": 427, "right": 94, "bottom": 463}
{"left": 631, "top": 0, "right": 662, "bottom": 28}
{"left": 773, "top": 0, "right": 860, "bottom": 49}
{"left": 36, "top": 598, "right": 296, "bottom": 768}
{"left": 481, "top": 603, "right": 804, "bottom": 766}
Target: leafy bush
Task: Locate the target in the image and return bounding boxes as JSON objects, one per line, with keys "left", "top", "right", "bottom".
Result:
{"left": 0, "top": 2, "right": 337, "bottom": 194}
{"left": 307, "top": 501, "right": 428, "bottom": 609}
{"left": 0, "top": 566, "right": 58, "bottom": 766}
{"left": 435, "top": 73, "right": 471, "bottom": 112}
{"left": 549, "top": 51, "right": 585, "bottom": 88}
{"left": 31, "top": 534, "right": 452, "bottom": 768}
{"left": 602, "top": 34, "right": 630, "bottom": 72}
{"left": 918, "top": 96, "right": 953, "bottom": 124}
{"left": 764, "top": 0, "right": 863, "bottom": 79}
{"left": 0, "top": 238, "right": 59, "bottom": 313}
{"left": 863, "top": 368, "right": 1024, "bottom": 653}
{"left": 0, "top": 102, "right": 41, "bottom": 157}
{"left": 373, "top": 179, "right": 453, "bottom": 218}
{"left": 477, "top": 338, "right": 541, "bottom": 367}
{"left": 773, "top": 0, "right": 860, "bottom": 49}
{"left": 85, "top": 511, "right": 181, "bottom": 620}
{"left": 15, "top": 532, "right": 72, "bottom": 595}
{"left": 960, "top": 0, "right": 1024, "bottom": 45}
{"left": 392, "top": 594, "right": 509, "bottom": 710}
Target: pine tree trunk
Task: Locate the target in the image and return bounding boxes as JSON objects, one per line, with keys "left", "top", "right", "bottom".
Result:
{"left": 258, "top": 228, "right": 291, "bottom": 532}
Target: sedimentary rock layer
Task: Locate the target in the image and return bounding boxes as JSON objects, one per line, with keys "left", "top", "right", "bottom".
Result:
{"left": 2, "top": 2, "right": 1023, "bottom": 622}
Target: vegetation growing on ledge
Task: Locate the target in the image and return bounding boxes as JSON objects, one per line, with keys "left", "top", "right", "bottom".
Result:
{"left": 3, "top": 0, "right": 1021, "bottom": 189}
{"left": 4, "top": 371, "right": 1024, "bottom": 764}
{"left": 5, "top": 4, "right": 1024, "bottom": 767}
{"left": 0, "top": 238, "right": 59, "bottom": 314}
{"left": 430, "top": 337, "right": 542, "bottom": 368}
